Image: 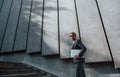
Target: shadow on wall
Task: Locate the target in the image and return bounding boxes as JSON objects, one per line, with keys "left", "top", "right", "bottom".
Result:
{"left": 26, "top": 0, "right": 70, "bottom": 54}
{"left": 14, "top": 0, "right": 62, "bottom": 53}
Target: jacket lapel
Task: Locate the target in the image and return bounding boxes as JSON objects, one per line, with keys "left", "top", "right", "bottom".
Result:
{"left": 72, "top": 40, "right": 77, "bottom": 48}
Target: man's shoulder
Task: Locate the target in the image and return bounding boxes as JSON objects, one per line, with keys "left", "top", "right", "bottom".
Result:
{"left": 76, "top": 39, "right": 81, "bottom": 43}
{"left": 76, "top": 39, "right": 84, "bottom": 45}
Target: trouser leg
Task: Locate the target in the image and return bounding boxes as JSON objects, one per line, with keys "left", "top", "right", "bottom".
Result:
{"left": 75, "top": 62, "right": 86, "bottom": 77}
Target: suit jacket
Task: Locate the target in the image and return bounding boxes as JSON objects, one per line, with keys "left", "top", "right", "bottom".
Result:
{"left": 72, "top": 39, "right": 87, "bottom": 63}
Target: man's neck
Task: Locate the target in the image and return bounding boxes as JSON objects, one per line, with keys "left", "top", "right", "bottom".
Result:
{"left": 73, "top": 39, "right": 76, "bottom": 41}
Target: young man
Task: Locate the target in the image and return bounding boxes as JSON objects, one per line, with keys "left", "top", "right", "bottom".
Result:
{"left": 70, "top": 32, "right": 87, "bottom": 77}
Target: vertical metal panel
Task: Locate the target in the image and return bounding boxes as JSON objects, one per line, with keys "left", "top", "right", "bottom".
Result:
{"left": 42, "top": 0, "right": 59, "bottom": 55}
{"left": 97, "top": 0, "right": 120, "bottom": 68}
{"left": 1, "top": 0, "right": 22, "bottom": 52}
{"left": 59, "top": 0, "right": 79, "bottom": 58}
{"left": 27, "top": 0, "right": 43, "bottom": 53}
{"left": 14, "top": 0, "right": 31, "bottom": 51}
{"left": 0, "top": 0, "right": 13, "bottom": 52}
{"left": 75, "top": 0, "right": 112, "bottom": 62}
{"left": 0, "top": 0, "right": 3, "bottom": 8}
{"left": 0, "top": 0, "right": 4, "bottom": 12}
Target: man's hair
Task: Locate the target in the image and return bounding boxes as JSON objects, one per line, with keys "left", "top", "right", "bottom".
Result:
{"left": 70, "top": 32, "right": 76, "bottom": 36}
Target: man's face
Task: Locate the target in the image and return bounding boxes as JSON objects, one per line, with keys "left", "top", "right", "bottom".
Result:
{"left": 70, "top": 34, "right": 76, "bottom": 41}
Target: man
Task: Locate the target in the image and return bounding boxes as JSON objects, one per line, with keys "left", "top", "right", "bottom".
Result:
{"left": 70, "top": 32, "right": 87, "bottom": 77}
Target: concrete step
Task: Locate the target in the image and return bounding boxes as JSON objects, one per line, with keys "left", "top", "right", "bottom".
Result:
{"left": 46, "top": 73, "right": 55, "bottom": 77}
{"left": 0, "top": 66, "right": 32, "bottom": 70}
{"left": 37, "top": 70, "right": 47, "bottom": 76}
{"left": 0, "top": 62, "right": 23, "bottom": 65}
{"left": 41, "top": 76, "right": 51, "bottom": 77}
{"left": 0, "top": 69, "right": 35, "bottom": 75}
{"left": 37, "top": 71, "right": 57, "bottom": 77}
{"left": 41, "top": 76, "right": 57, "bottom": 77}
{"left": 0, "top": 73, "right": 39, "bottom": 77}
{"left": 0, "top": 62, "right": 27, "bottom": 67}
{"left": 0, "top": 62, "right": 58, "bottom": 77}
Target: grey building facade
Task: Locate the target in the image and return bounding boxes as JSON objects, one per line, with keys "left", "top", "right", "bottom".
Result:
{"left": 0, "top": 0, "right": 120, "bottom": 77}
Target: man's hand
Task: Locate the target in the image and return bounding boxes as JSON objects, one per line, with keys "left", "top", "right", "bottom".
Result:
{"left": 74, "top": 55, "right": 80, "bottom": 58}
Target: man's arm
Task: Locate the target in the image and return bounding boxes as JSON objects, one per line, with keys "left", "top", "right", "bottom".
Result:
{"left": 77, "top": 40, "right": 87, "bottom": 57}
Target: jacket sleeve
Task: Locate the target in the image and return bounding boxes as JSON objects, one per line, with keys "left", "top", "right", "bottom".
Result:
{"left": 76, "top": 40, "right": 87, "bottom": 57}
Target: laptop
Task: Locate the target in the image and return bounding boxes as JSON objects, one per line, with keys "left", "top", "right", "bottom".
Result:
{"left": 71, "top": 49, "right": 84, "bottom": 58}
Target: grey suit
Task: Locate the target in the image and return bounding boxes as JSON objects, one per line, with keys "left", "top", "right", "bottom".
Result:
{"left": 72, "top": 39, "right": 87, "bottom": 77}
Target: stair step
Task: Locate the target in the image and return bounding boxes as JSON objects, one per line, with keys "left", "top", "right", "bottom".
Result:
{"left": 0, "top": 73, "right": 39, "bottom": 77}
{"left": 0, "top": 62, "right": 27, "bottom": 67}
{"left": 0, "top": 62, "right": 23, "bottom": 65}
{"left": 0, "top": 66, "right": 32, "bottom": 70}
{"left": 0, "top": 65, "right": 29, "bottom": 69}
{"left": 37, "top": 70, "right": 47, "bottom": 76}
{"left": 0, "top": 62, "right": 58, "bottom": 77}
{"left": 41, "top": 76, "right": 52, "bottom": 77}
{"left": 41, "top": 76, "right": 56, "bottom": 77}
{"left": 37, "top": 72, "right": 56, "bottom": 77}
{"left": 0, "top": 69, "right": 35, "bottom": 75}
{"left": 46, "top": 73, "right": 55, "bottom": 77}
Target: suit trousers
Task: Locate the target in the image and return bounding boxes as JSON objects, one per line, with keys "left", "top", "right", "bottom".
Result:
{"left": 74, "top": 60, "right": 86, "bottom": 77}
